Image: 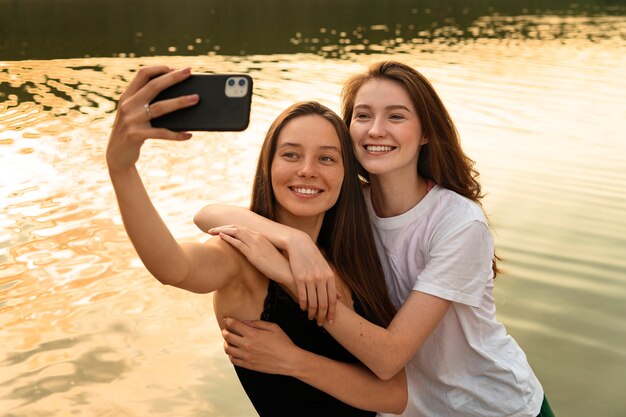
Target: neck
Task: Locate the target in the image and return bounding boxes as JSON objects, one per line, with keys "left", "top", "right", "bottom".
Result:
{"left": 369, "top": 173, "right": 429, "bottom": 218}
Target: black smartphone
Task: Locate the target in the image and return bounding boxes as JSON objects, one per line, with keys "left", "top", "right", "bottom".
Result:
{"left": 150, "top": 74, "right": 253, "bottom": 131}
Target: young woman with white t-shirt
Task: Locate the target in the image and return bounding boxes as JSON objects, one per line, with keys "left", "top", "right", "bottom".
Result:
{"left": 197, "top": 61, "right": 555, "bottom": 416}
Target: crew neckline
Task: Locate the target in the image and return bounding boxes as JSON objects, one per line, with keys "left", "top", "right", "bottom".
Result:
{"left": 365, "top": 184, "right": 441, "bottom": 230}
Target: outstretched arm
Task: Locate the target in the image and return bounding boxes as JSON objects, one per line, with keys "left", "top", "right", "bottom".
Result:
{"left": 107, "top": 65, "right": 240, "bottom": 294}
{"left": 223, "top": 318, "right": 407, "bottom": 414}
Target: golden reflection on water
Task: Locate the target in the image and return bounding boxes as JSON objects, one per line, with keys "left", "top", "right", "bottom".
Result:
{"left": 1, "top": 20, "right": 626, "bottom": 417}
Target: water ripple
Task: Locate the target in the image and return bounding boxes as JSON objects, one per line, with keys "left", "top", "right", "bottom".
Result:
{"left": 1, "top": 23, "right": 625, "bottom": 417}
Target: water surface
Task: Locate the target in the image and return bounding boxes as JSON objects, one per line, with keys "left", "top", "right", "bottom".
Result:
{"left": 1, "top": 5, "right": 626, "bottom": 417}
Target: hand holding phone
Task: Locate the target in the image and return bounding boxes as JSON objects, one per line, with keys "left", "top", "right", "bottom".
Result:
{"left": 150, "top": 74, "right": 253, "bottom": 132}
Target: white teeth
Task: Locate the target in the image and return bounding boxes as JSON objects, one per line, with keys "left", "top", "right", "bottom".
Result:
{"left": 366, "top": 145, "right": 394, "bottom": 152}
{"left": 293, "top": 187, "right": 320, "bottom": 195}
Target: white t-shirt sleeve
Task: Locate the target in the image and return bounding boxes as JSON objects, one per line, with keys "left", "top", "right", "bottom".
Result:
{"left": 413, "top": 220, "right": 494, "bottom": 307}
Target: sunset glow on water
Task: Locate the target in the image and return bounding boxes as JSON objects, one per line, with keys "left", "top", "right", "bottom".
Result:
{"left": 1, "top": 6, "right": 625, "bottom": 417}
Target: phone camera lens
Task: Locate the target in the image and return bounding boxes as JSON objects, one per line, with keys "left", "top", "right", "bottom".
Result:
{"left": 238, "top": 79, "right": 246, "bottom": 86}
{"left": 228, "top": 79, "right": 235, "bottom": 86}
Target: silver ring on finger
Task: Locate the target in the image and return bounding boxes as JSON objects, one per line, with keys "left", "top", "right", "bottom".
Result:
{"left": 144, "top": 103, "right": 153, "bottom": 120}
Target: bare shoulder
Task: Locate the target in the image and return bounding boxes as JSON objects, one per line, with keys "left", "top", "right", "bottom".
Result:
{"left": 202, "top": 236, "right": 267, "bottom": 294}
{"left": 174, "top": 236, "right": 256, "bottom": 294}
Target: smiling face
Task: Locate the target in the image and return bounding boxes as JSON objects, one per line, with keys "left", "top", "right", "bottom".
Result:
{"left": 270, "top": 114, "right": 344, "bottom": 227}
{"left": 349, "top": 78, "right": 425, "bottom": 182}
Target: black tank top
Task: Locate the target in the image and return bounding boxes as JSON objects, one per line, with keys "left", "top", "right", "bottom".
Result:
{"left": 234, "top": 280, "right": 376, "bottom": 417}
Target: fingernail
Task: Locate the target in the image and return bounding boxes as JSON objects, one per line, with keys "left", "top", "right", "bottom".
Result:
{"left": 188, "top": 94, "right": 199, "bottom": 103}
{"left": 182, "top": 67, "right": 191, "bottom": 75}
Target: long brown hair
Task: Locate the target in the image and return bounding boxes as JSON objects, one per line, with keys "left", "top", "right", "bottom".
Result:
{"left": 341, "top": 61, "right": 500, "bottom": 277}
{"left": 250, "top": 101, "right": 396, "bottom": 326}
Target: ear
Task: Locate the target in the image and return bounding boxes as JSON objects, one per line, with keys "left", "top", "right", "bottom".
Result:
{"left": 420, "top": 137, "right": 428, "bottom": 145}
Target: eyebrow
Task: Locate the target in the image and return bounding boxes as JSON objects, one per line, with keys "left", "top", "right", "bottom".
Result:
{"left": 278, "top": 142, "right": 341, "bottom": 152}
{"left": 354, "top": 104, "right": 411, "bottom": 112}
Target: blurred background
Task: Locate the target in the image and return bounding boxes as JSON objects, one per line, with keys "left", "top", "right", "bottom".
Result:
{"left": 1, "top": 1, "right": 625, "bottom": 416}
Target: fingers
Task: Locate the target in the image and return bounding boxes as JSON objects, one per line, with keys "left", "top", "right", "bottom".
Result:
{"left": 134, "top": 67, "right": 193, "bottom": 105}
{"left": 326, "top": 278, "right": 338, "bottom": 324}
{"left": 212, "top": 225, "right": 253, "bottom": 240}
{"left": 209, "top": 224, "right": 244, "bottom": 233}
{"left": 222, "top": 327, "right": 244, "bottom": 346}
{"left": 223, "top": 336, "right": 245, "bottom": 363}
{"left": 315, "top": 281, "right": 329, "bottom": 325}
{"left": 222, "top": 323, "right": 247, "bottom": 363}
{"left": 119, "top": 67, "right": 195, "bottom": 123}
{"left": 121, "top": 65, "right": 172, "bottom": 101}
{"left": 296, "top": 270, "right": 336, "bottom": 325}
{"left": 218, "top": 232, "right": 248, "bottom": 253}
{"left": 296, "top": 280, "right": 308, "bottom": 312}
{"left": 147, "top": 93, "right": 199, "bottom": 120}
{"left": 306, "top": 280, "right": 318, "bottom": 321}
{"left": 243, "top": 319, "right": 281, "bottom": 332}
{"left": 221, "top": 318, "right": 280, "bottom": 365}
{"left": 223, "top": 316, "right": 255, "bottom": 337}
{"left": 113, "top": 66, "right": 199, "bottom": 146}
{"left": 211, "top": 225, "right": 246, "bottom": 237}
{"left": 148, "top": 128, "right": 193, "bottom": 141}
{"left": 215, "top": 226, "right": 259, "bottom": 254}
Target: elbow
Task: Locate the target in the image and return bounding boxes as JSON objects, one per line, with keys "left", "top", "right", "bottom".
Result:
{"left": 376, "top": 370, "right": 396, "bottom": 382}
{"left": 193, "top": 207, "right": 209, "bottom": 231}
{"left": 194, "top": 204, "right": 232, "bottom": 231}
{"left": 374, "top": 363, "right": 404, "bottom": 382}
{"left": 371, "top": 345, "right": 408, "bottom": 381}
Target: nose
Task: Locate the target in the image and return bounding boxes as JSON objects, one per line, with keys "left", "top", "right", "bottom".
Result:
{"left": 368, "top": 117, "right": 386, "bottom": 138}
{"left": 297, "top": 156, "right": 318, "bottom": 178}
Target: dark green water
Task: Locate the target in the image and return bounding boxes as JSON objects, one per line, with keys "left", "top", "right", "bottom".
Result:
{"left": 1, "top": 0, "right": 624, "bottom": 60}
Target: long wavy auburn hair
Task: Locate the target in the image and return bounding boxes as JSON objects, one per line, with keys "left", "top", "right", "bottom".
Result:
{"left": 250, "top": 101, "right": 396, "bottom": 326}
{"left": 341, "top": 61, "right": 500, "bottom": 277}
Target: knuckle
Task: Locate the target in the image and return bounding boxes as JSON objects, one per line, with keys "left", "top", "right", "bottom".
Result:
{"left": 117, "top": 100, "right": 132, "bottom": 116}
{"left": 149, "top": 100, "right": 161, "bottom": 113}
{"left": 126, "top": 126, "right": 142, "bottom": 139}
{"left": 136, "top": 67, "right": 150, "bottom": 79}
